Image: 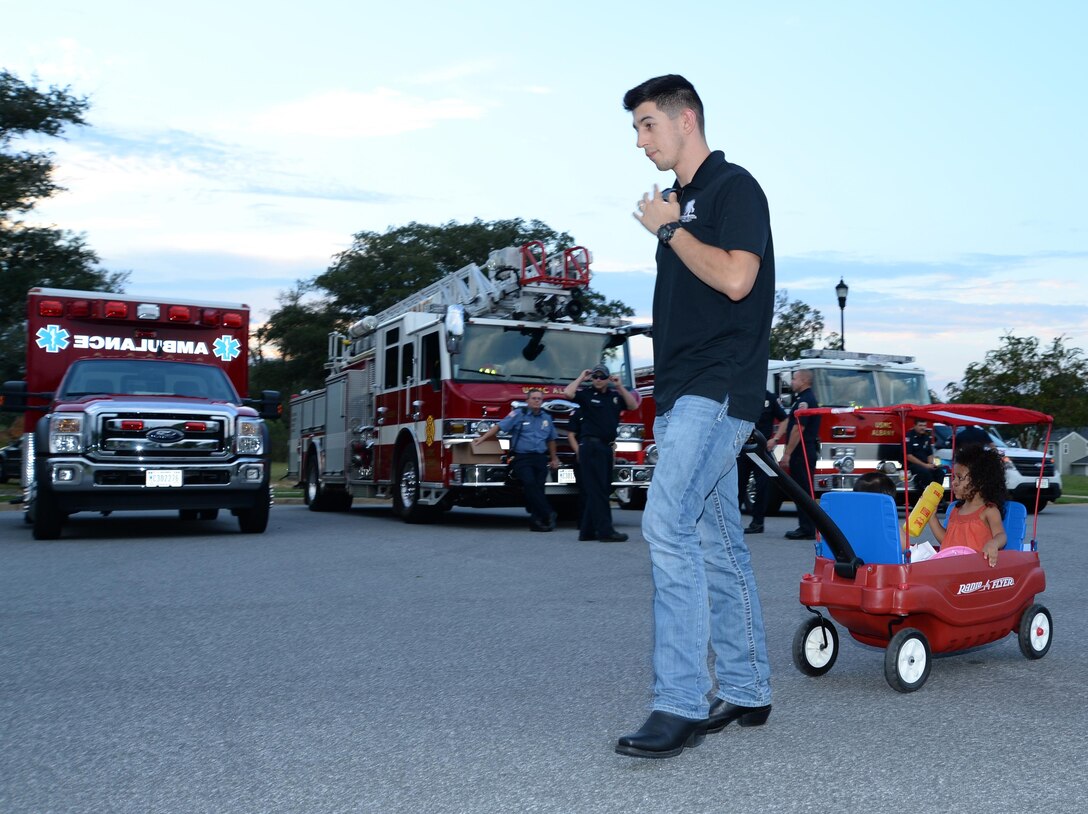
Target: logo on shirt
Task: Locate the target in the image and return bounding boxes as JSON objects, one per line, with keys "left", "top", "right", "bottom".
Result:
{"left": 680, "top": 199, "right": 697, "bottom": 223}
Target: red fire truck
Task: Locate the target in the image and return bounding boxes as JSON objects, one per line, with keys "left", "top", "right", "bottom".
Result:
{"left": 287, "top": 242, "right": 653, "bottom": 522}
{"left": 1, "top": 288, "right": 281, "bottom": 539}
{"left": 629, "top": 349, "right": 933, "bottom": 513}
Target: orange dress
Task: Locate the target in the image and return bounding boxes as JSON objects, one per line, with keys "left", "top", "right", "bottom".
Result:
{"left": 943, "top": 504, "right": 996, "bottom": 553}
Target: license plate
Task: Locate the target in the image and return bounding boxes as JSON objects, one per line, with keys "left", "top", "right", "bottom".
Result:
{"left": 557, "top": 468, "right": 576, "bottom": 484}
{"left": 1038, "top": 478, "right": 1049, "bottom": 488}
{"left": 146, "top": 469, "right": 183, "bottom": 488}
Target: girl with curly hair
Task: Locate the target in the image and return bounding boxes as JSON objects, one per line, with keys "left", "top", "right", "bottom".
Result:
{"left": 928, "top": 443, "right": 1009, "bottom": 567}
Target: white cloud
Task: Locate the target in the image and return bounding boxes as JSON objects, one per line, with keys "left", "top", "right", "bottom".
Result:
{"left": 250, "top": 88, "right": 486, "bottom": 138}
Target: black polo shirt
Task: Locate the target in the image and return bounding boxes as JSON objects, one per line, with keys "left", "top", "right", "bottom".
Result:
{"left": 906, "top": 429, "right": 934, "bottom": 464}
{"left": 756, "top": 390, "right": 787, "bottom": 437}
{"left": 572, "top": 387, "right": 626, "bottom": 442}
{"left": 786, "top": 387, "right": 821, "bottom": 445}
{"left": 651, "top": 150, "right": 774, "bottom": 421}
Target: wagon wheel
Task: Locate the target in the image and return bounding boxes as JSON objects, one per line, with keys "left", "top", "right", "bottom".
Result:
{"left": 1018, "top": 604, "right": 1053, "bottom": 660}
{"left": 884, "top": 628, "right": 931, "bottom": 693}
{"left": 792, "top": 616, "right": 839, "bottom": 676}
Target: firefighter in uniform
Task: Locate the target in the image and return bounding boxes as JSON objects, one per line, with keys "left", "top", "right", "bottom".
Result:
{"left": 563, "top": 364, "right": 639, "bottom": 542}
{"left": 473, "top": 388, "right": 560, "bottom": 531}
{"left": 775, "top": 369, "right": 821, "bottom": 540}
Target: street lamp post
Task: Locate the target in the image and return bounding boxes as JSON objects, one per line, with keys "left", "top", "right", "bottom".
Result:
{"left": 835, "top": 278, "right": 849, "bottom": 350}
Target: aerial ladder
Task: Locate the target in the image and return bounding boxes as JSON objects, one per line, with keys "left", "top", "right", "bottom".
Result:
{"left": 327, "top": 242, "right": 595, "bottom": 372}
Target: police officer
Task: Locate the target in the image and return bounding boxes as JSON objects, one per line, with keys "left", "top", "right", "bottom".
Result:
{"left": 473, "top": 388, "right": 560, "bottom": 531}
{"left": 906, "top": 418, "right": 944, "bottom": 492}
{"left": 776, "top": 369, "right": 821, "bottom": 540}
{"left": 563, "top": 364, "right": 639, "bottom": 542}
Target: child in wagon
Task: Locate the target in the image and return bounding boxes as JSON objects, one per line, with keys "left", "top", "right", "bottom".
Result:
{"left": 928, "top": 444, "right": 1008, "bottom": 567}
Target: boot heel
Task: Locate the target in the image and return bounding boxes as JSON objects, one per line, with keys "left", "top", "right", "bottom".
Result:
{"left": 738, "top": 708, "right": 771, "bottom": 727}
{"left": 686, "top": 728, "right": 707, "bottom": 748}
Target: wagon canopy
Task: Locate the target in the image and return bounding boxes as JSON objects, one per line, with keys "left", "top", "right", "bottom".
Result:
{"left": 793, "top": 402, "right": 1053, "bottom": 428}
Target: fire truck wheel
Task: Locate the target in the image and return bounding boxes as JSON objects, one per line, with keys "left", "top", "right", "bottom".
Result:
{"left": 615, "top": 486, "right": 647, "bottom": 511}
{"left": 393, "top": 453, "right": 435, "bottom": 524}
{"left": 30, "top": 483, "right": 64, "bottom": 540}
{"left": 306, "top": 454, "right": 335, "bottom": 512}
{"left": 237, "top": 485, "right": 271, "bottom": 533}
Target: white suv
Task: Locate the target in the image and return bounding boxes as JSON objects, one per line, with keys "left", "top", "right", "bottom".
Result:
{"left": 933, "top": 424, "right": 1061, "bottom": 512}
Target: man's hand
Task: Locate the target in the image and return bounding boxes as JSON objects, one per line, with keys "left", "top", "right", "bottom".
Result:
{"left": 634, "top": 184, "right": 681, "bottom": 234}
{"left": 549, "top": 456, "right": 560, "bottom": 470}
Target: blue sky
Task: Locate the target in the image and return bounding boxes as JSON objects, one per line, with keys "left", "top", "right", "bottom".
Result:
{"left": 4, "top": 0, "right": 1085, "bottom": 395}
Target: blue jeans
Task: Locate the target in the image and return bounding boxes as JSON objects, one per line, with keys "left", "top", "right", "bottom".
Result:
{"left": 641, "top": 395, "right": 772, "bottom": 719}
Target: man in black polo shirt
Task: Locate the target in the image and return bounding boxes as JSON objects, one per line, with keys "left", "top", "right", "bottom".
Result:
{"left": 777, "top": 369, "right": 821, "bottom": 540}
{"left": 615, "top": 74, "right": 773, "bottom": 760}
{"left": 564, "top": 364, "right": 639, "bottom": 542}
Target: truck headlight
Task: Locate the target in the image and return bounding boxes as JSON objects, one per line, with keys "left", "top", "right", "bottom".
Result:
{"left": 50, "top": 415, "right": 85, "bottom": 454}
{"left": 236, "top": 419, "right": 264, "bottom": 454}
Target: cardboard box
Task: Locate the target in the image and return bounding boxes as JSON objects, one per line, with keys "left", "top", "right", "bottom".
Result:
{"left": 448, "top": 438, "right": 504, "bottom": 464}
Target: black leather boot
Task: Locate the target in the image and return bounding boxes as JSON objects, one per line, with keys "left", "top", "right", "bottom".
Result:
{"left": 705, "top": 698, "right": 772, "bottom": 734}
{"left": 615, "top": 711, "right": 707, "bottom": 758}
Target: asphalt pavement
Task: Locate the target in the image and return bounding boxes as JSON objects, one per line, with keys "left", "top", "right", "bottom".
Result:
{"left": 2, "top": 500, "right": 1086, "bottom": 814}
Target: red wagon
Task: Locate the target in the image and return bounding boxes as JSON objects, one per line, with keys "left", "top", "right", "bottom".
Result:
{"left": 746, "top": 403, "right": 1054, "bottom": 692}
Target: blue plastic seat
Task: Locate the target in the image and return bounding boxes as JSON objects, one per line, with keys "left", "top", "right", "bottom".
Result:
{"left": 818, "top": 491, "right": 905, "bottom": 564}
{"left": 943, "top": 500, "right": 1028, "bottom": 551}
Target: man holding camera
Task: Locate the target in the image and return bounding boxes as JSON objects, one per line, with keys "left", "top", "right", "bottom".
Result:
{"left": 564, "top": 365, "right": 639, "bottom": 542}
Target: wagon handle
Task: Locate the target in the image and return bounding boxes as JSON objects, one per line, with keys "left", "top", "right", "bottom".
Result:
{"left": 743, "top": 431, "right": 864, "bottom": 579}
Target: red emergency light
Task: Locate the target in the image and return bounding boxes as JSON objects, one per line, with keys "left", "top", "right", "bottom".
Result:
{"left": 68, "top": 300, "right": 91, "bottom": 318}
{"left": 120, "top": 420, "right": 144, "bottom": 431}
{"left": 201, "top": 309, "right": 220, "bottom": 326}
{"left": 222, "top": 312, "right": 243, "bottom": 328}
{"left": 168, "top": 306, "right": 191, "bottom": 322}
{"left": 184, "top": 421, "right": 206, "bottom": 432}
{"left": 105, "top": 301, "right": 128, "bottom": 319}
{"left": 39, "top": 300, "right": 64, "bottom": 317}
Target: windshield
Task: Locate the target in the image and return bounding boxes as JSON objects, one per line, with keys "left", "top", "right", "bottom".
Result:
{"left": 811, "top": 369, "right": 930, "bottom": 408}
{"left": 453, "top": 324, "right": 631, "bottom": 386}
{"left": 59, "top": 359, "right": 241, "bottom": 402}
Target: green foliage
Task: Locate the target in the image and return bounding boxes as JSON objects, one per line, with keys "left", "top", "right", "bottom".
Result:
{"left": 769, "top": 290, "right": 829, "bottom": 360}
{"left": 256, "top": 218, "right": 633, "bottom": 399}
{"left": 1, "top": 71, "right": 125, "bottom": 382}
{"left": 946, "top": 333, "right": 1088, "bottom": 449}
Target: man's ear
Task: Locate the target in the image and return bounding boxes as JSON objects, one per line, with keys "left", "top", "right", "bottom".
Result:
{"left": 682, "top": 107, "right": 698, "bottom": 135}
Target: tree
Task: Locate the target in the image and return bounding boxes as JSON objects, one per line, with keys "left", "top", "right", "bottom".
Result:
{"left": 1, "top": 71, "right": 126, "bottom": 383}
{"left": 255, "top": 218, "right": 634, "bottom": 397}
{"left": 945, "top": 333, "right": 1088, "bottom": 449}
{"left": 769, "top": 290, "right": 828, "bottom": 360}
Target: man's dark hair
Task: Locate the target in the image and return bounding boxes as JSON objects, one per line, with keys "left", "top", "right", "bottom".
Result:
{"left": 623, "top": 74, "right": 705, "bottom": 135}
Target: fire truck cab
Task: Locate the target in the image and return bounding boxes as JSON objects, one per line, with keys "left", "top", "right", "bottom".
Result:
{"left": 2, "top": 288, "right": 281, "bottom": 539}
{"left": 764, "top": 348, "right": 931, "bottom": 513}
{"left": 288, "top": 243, "right": 653, "bottom": 522}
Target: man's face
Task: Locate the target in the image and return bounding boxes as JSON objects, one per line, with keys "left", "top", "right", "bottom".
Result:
{"left": 590, "top": 371, "right": 610, "bottom": 391}
{"left": 914, "top": 421, "right": 930, "bottom": 435}
{"left": 791, "top": 372, "right": 807, "bottom": 393}
{"left": 527, "top": 392, "right": 544, "bottom": 411}
{"left": 632, "top": 101, "right": 684, "bottom": 172}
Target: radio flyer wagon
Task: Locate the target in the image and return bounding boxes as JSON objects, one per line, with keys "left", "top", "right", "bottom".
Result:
{"left": 745, "top": 403, "right": 1054, "bottom": 692}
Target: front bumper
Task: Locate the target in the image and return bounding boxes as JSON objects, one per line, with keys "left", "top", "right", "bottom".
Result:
{"left": 37, "top": 457, "right": 269, "bottom": 511}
